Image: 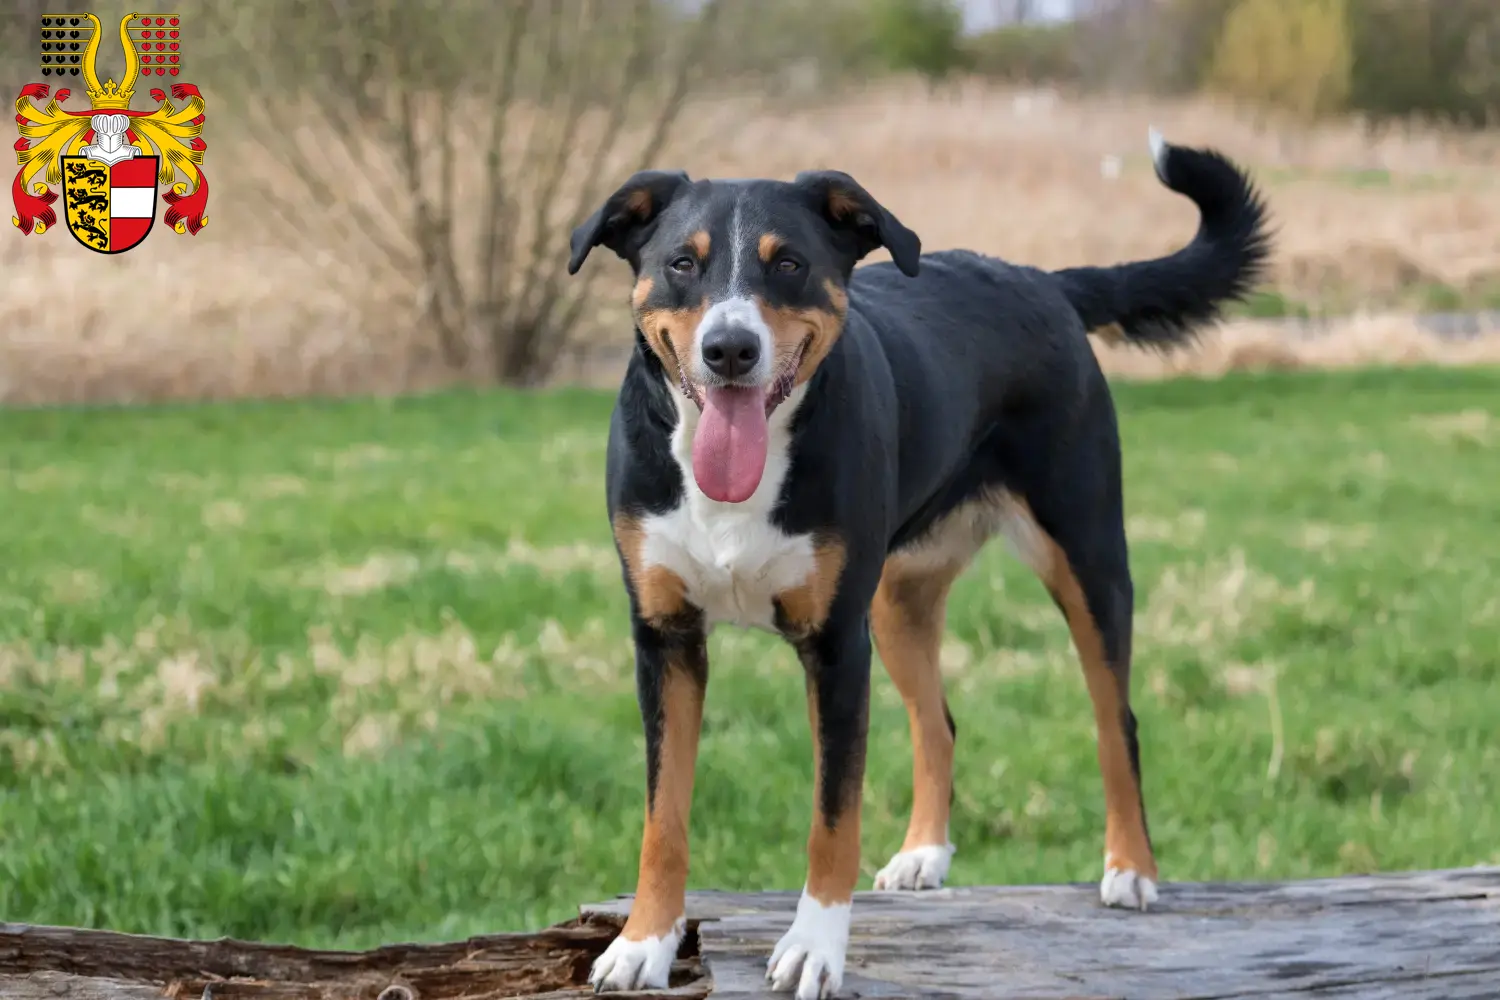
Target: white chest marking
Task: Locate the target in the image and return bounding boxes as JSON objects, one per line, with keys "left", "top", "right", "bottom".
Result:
{"left": 637, "top": 382, "right": 815, "bottom": 631}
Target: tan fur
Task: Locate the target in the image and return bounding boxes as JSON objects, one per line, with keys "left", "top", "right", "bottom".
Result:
{"left": 1091, "top": 322, "right": 1127, "bottom": 345}
{"left": 1040, "top": 534, "right": 1157, "bottom": 880}
{"left": 614, "top": 514, "right": 691, "bottom": 626}
{"left": 883, "top": 490, "right": 1155, "bottom": 879}
{"left": 758, "top": 232, "right": 783, "bottom": 262}
{"left": 635, "top": 303, "right": 706, "bottom": 388}
{"left": 690, "top": 230, "right": 711, "bottom": 259}
{"left": 621, "top": 662, "right": 705, "bottom": 941}
{"left": 775, "top": 539, "right": 846, "bottom": 639}
{"left": 631, "top": 277, "right": 653, "bottom": 310}
{"left": 826, "top": 188, "right": 861, "bottom": 222}
{"left": 624, "top": 187, "right": 653, "bottom": 218}
{"left": 977, "top": 496, "right": 1159, "bottom": 881}
{"left": 755, "top": 280, "right": 849, "bottom": 387}
{"left": 803, "top": 678, "right": 863, "bottom": 906}
{"left": 871, "top": 563, "right": 960, "bottom": 852}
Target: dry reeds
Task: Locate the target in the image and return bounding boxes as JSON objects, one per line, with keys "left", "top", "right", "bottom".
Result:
{"left": 4, "top": 79, "right": 1498, "bottom": 406}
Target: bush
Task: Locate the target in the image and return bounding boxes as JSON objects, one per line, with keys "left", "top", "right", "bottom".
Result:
{"left": 1208, "top": 0, "right": 1353, "bottom": 120}
{"left": 867, "top": 0, "right": 968, "bottom": 82}
{"left": 965, "top": 22, "right": 1080, "bottom": 85}
{"left": 1345, "top": 0, "right": 1500, "bottom": 126}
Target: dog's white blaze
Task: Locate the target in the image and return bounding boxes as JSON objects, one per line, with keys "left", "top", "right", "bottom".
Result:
{"left": 691, "top": 295, "right": 775, "bottom": 385}
{"left": 636, "top": 382, "right": 815, "bottom": 631}
{"left": 767, "top": 890, "right": 851, "bottom": 1000}
{"left": 588, "top": 917, "right": 684, "bottom": 992}
{"left": 729, "top": 190, "right": 746, "bottom": 290}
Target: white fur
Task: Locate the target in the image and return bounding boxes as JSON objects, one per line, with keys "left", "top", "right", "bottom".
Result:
{"left": 1148, "top": 126, "right": 1169, "bottom": 179}
{"left": 1101, "top": 864, "right": 1159, "bottom": 911}
{"left": 589, "top": 916, "right": 685, "bottom": 992}
{"left": 636, "top": 382, "right": 815, "bottom": 631}
{"left": 885, "top": 489, "right": 1050, "bottom": 579}
{"left": 692, "top": 295, "right": 776, "bottom": 385}
{"left": 767, "top": 890, "right": 851, "bottom": 1000}
{"left": 873, "top": 841, "right": 955, "bottom": 891}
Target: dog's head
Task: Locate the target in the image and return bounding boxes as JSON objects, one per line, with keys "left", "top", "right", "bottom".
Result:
{"left": 568, "top": 170, "right": 920, "bottom": 503}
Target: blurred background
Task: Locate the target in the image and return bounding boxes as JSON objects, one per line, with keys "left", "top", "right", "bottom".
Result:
{"left": 3, "top": 0, "right": 1500, "bottom": 957}
{"left": 2, "top": 0, "right": 1498, "bottom": 405}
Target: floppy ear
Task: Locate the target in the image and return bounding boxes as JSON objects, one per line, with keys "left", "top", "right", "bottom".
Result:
{"left": 793, "top": 170, "right": 921, "bottom": 277}
{"left": 567, "top": 170, "right": 692, "bottom": 275}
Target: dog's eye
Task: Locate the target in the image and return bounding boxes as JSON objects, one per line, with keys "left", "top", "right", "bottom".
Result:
{"left": 668, "top": 255, "right": 696, "bottom": 274}
{"left": 774, "top": 257, "right": 802, "bottom": 274}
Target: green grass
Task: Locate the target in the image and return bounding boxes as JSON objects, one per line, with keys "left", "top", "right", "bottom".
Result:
{"left": 2, "top": 368, "right": 1498, "bottom": 950}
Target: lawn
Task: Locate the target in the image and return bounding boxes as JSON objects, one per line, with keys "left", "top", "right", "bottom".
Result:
{"left": 1, "top": 367, "right": 1497, "bottom": 950}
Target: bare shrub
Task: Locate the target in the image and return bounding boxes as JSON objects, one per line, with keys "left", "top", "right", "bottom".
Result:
{"left": 205, "top": 0, "right": 720, "bottom": 386}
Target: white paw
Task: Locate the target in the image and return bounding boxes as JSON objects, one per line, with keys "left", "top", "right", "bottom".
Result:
{"left": 766, "top": 891, "right": 850, "bottom": 999}
{"left": 588, "top": 917, "right": 684, "bottom": 993}
{"left": 872, "top": 842, "right": 955, "bottom": 891}
{"left": 1100, "top": 865, "right": 1159, "bottom": 911}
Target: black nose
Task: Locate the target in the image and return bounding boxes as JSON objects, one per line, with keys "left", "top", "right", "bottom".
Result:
{"left": 701, "top": 326, "right": 761, "bottom": 379}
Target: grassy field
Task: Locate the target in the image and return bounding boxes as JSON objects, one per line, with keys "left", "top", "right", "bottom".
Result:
{"left": 2, "top": 367, "right": 1498, "bottom": 950}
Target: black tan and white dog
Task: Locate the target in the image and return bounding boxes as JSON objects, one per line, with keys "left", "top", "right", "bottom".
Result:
{"left": 567, "top": 129, "right": 1270, "bottom": 999}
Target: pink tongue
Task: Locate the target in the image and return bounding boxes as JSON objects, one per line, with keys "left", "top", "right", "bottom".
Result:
{"left": 692, "top": 384, "right": 769, "bottom": 503}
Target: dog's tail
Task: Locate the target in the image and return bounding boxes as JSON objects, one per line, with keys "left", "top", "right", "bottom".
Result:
{"left": 1054, "top": 129, "right": 1272, "bottom": 351}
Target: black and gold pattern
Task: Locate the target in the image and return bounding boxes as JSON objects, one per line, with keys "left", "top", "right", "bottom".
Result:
{"left": 63, "top": 158, "right": 111, "bottom": 251}
{"left": 38, "top": 13, "right": 94, "bottom": 78}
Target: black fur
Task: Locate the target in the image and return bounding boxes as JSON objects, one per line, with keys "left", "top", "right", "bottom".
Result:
{"left": 1056, "top": 142, "right": 1271, "bottom": 348}
{"left": 577, "top": 135, "right": 1270, "bottom": 871}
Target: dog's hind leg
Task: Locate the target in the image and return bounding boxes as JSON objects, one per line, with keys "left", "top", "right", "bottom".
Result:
{"left": 869, "top": 560, "right": 960, "bottom": 891}
{"left": 1005, "top": 454, "right": 1158, "bottom": 910}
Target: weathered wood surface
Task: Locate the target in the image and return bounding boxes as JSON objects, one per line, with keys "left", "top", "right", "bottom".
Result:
{"left": 3, "top": 867, "right": 1496, "bottom": 999}
{"left": 0, "top": 914, "right": 706, "bottom": 999}
{"left": 585, "top": 866, "right": 1500, "bottom": 999}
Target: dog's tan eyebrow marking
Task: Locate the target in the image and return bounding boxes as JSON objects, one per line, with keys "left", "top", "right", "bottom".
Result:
{"left": 689, "top": 230, "right": 710, "bottom": 258}
{"left": 758, "top": 233, "right": 783, "bottom": 262}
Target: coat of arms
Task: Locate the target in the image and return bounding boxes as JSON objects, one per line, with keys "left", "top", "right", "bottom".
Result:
{"left": 12, "top": 11, "right": 208, "bottom": 255}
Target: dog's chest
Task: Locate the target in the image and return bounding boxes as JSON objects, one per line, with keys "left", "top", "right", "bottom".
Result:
{"left": 635, "top": 383, "right": 817, "bottom": 631}
{"left": 638, "top": 502, "right": 816, "bottom": 630}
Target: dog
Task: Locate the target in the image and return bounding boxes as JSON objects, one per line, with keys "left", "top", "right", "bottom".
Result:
{"left": 567, "top": 129, "right": 1270, "bottom": 999}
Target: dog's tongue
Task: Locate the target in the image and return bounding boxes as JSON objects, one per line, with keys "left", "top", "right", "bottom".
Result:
{"left": 692, "top": 384, "right": 769, "bottom": 503}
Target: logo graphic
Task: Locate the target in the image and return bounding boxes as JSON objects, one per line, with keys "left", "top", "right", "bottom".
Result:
{"left": 13, "top": 12, "right": 208, "bottom": 255}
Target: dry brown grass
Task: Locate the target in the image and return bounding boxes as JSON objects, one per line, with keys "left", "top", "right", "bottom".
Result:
{"left": 6, "top": 78, "right": 1500, "bottom": 406}
{"left": 1089, "top": 312, "right": 1500, "bottom": 381}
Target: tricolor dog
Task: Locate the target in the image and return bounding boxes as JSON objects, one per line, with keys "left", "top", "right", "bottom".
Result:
{"left": 568, "top": 130, "right": 1270, "bottom": 999}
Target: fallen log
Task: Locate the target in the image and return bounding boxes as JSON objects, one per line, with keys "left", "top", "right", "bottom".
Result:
{"left": 4, "top": 866, "right": 1498, "bottom": 998}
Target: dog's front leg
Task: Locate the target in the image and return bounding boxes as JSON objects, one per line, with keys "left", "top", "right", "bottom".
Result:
{"left": 768, "top": 621, "right": 871, "bottom": 1000}
{"left": 590, "top": 616, "right": 707, "bottom": 993}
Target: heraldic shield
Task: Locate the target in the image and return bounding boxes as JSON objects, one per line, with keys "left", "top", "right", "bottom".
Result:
{"left": 61, "top": 152, "right": 161, "bottom": 255}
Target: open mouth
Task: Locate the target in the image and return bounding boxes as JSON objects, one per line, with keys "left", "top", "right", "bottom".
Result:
{"left": 681, "top": 337, "right": 808, "bottom": 505}
{"left": 677, "top": 336, "right": 807, "bottom": 417}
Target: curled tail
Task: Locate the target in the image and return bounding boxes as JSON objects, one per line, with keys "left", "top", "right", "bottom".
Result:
{"left": 1055, "top": 129, "right": 1272, "bottom": 350}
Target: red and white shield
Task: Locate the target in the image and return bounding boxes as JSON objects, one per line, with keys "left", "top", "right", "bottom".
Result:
{"left": 61, "top": 154, "right": 160, "bottom": 255}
